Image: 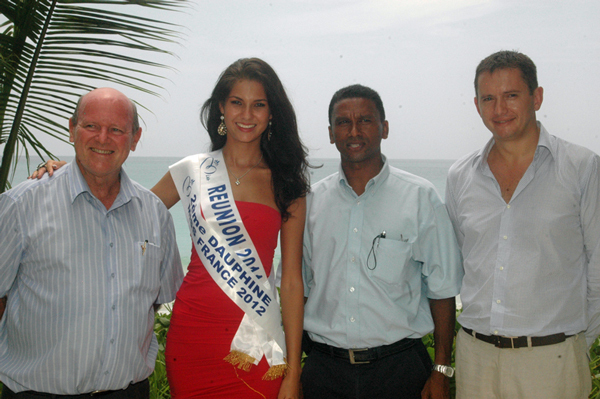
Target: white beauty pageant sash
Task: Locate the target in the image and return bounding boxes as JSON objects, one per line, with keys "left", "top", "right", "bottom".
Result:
{"left": 169, "top": 150, "right": 287, "bottom": 379}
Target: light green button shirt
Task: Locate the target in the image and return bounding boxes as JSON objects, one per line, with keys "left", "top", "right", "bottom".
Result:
{"left": 303, "top": 156, "right": 463, "bottom": 349}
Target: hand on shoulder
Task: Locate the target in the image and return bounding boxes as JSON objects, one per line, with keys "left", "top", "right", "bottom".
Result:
{"left": 28, "top": 160, "right": 67, "bottom": 179}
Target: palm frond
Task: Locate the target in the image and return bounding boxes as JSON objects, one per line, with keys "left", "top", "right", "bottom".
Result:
{"left": 0, "top": 0, "right": 189, "bottom": 192}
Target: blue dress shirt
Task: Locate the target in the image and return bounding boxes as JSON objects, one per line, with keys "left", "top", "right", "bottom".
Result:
{"left": 0, "top": 162, "right": 183, "bottom": 394}
{"left": 446, "top": 123, "right": 600, "bottom": 346}
{"left": 303, "top": 156, "right": 463, "bottom": 349}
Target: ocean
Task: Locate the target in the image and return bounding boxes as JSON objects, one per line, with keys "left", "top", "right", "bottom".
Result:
{"left": 11, "top": 156, "right": 455, "bottom": 269}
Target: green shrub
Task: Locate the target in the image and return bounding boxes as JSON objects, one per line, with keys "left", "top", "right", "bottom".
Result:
{"left": 589, "top": 334, "right": 600, "bottom": 398}
{"left": 149, "top": 308, "right": 173, "bottom": 399}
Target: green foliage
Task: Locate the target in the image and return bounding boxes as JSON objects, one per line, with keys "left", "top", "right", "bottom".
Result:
{"left": 149, "top": 307, "right": 173, "bottom": 399}
{"left": 589, "top": 335, "right": 600, "bottom": 399}
{"left": 0, "top": 0, "right": 188, "bottom": 192}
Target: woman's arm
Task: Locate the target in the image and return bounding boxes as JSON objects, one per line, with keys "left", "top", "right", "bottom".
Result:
{"left": 151, "top": 171, "right": 180, "bottom": 209}
{"left": 29, "top": 160, "right": 67, "bottom": 179}
{"left": 277, "top": 197, "right": 306, "bottom": 399}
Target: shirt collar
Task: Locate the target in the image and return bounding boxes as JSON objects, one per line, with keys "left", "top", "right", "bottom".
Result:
{"left": 337, "top": 154, "right": 390, "bottom": 195}
{"left": 536, "top": 122, "right": 555, "bottom": 158}
{"left": 472, "top": 121, "right": 555, "bottom": 170}
{"left": 68, "top": 161, "right": 139, "bottom": 209}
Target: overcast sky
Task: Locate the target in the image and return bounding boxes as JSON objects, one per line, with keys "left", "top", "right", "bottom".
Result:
{"left": 43, "top": 0, "right": 600, "bottom": 160}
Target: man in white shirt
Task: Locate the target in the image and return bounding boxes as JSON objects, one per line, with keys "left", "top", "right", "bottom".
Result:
{"left": 446, "top": 50, "right": 600, "bottom": 398}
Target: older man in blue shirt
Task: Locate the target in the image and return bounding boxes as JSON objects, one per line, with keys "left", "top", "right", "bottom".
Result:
{"left": 301, "top": 84, "right": 463, "bottom": 399}
{"left": 0, "top": 88, "right": 183, "bottom": 398}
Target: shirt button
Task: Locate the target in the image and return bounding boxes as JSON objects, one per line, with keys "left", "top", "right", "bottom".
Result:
{"left": 112, "top": 305, "right": 116, "bottom": 310}
{"left": 499, "top": 267, "right": 504, "bottom": 271}
{"left": 111, "top": 273, "right": 115, "bottom": 278}
{"left": 506, "top": 205, "right": 511, "bottom": 209}
{"left": 357, "top": 201, "right": 361, "bottom": 205}
{"left": 110, "top": 243, "right": 114, "bottom": 248}
{"left": 496, "top": 300, "right": 501, "bottom": 304}
{"left": 349, "top": 287, "right": 355, "bottom": 293}
{"left": 110, "top": 339, "right": 114, "bottom": 344}
{"left": 351, "top": 257, "right": 355, "bottom": 263}
{"left": 353, "top": 228, "right": 358, "bottom": 233}
{"left": 350, "top": 317, "right": 355, "bottom": 322}
{"left": 503, "top": 236, "right": 508, "bottom": 240}
{"left": 494, "top": 330, "right": 499, "bottom": 335}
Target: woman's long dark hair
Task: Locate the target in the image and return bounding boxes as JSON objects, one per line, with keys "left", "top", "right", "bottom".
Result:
{"left": 200, "top": 58, "right": 310, "bottom": 220}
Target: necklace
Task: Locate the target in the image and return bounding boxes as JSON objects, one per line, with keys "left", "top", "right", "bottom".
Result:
{"left": 230, "top": 155, "right": 263, "bottom": 186}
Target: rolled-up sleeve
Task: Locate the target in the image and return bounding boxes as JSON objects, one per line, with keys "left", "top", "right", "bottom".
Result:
{"left": 414, "top": 190, "right": 463, "bottom": 300}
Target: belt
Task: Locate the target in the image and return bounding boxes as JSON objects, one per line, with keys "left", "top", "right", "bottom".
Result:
{"left": 463, "top": 327, "right": 572, "bottom": 349}
{"left": 11, "top": 379, "right": 149, "bottom": 399}
{"left": 310, "top": 338, "right": 419, "bottom": 364}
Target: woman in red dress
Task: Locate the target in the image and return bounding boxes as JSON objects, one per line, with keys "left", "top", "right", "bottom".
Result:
{"left": 154, "top": 58, "right": 309, "bottom": 398}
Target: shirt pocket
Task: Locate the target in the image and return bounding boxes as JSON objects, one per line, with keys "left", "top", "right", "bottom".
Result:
{"left": 367, "top": 238, "right": 415, "bottom": 285}
{"left": 133, "top": 241, "right": 162, "bottom": 292}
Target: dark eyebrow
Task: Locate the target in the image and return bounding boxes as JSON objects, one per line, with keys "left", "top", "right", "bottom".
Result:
{"left": 227, "top": 95, "right": 268, "bottom": 103}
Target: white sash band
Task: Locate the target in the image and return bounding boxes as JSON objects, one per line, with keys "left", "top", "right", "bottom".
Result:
{"left": 169, "top": 150, "right": 286, "bottom": 378}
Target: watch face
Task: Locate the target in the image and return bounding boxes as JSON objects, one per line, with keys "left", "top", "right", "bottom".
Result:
{"left": 435, "top": 365, "right": 455, "bottom": 377}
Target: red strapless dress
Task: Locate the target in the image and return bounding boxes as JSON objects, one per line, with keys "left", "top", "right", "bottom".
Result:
{"left": 166, "top": 202, "right": 282, "bottom": 398}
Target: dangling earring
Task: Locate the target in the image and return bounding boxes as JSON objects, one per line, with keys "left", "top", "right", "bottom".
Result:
{"left": 218, "top": 115, "right": 227, "bottom": 136}
{"left": 268, "top": 121, "right": 272, "bottom": 141}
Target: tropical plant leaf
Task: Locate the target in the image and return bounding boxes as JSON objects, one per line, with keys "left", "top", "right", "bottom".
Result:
{"left": 0, "top": 0, "right": 188, "bottom": 192}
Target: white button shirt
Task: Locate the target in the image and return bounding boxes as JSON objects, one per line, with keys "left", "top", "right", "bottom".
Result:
{"left": 446, "top": 123, "right": 600, "bottom": 346}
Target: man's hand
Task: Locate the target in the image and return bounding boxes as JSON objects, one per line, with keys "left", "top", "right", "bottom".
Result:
{"left": 277, "top": 367, "right": 302, "bottom": 399}
{"left": 424, "top": 297, "right": 456, "bottom": 399}
{"left": 421, "top": 369, "right": 450, "bottom": 399}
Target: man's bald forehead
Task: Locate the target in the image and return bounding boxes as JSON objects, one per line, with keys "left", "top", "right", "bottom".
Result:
{"left": 72, "top": 88, "right": 139, "bottom": 133}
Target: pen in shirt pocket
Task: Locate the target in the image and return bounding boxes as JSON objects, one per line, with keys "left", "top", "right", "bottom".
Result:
{"left": 142, "top": 240, "right": 148, "bottom": 255}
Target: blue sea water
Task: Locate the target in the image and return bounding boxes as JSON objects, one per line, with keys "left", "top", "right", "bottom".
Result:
{"left": 12, "top": 156, "right": 455, "bottom": 269}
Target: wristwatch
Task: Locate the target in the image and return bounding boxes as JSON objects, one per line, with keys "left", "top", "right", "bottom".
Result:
{"left": 433, "top": 364, "right": 455, "bottom": 378}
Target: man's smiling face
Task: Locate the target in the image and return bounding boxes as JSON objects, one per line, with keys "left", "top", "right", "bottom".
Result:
{"left": 329, "top": 97, "right": 389, "bottom": 167}
{"left": 70, "top": 88, "right": 141, "bottom": 183}
{"left": 475, "top": 67, "right": 543, "bottom": 144}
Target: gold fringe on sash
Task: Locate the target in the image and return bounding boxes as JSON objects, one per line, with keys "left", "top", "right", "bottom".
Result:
{"left": 224, "top": 351, "right": 288, "bottom": 380}
{"left": 261, "top": 363, "right": 288, "bottom": 380}
{"left": 224, "top": 350, "right": 257, "bottom": 372}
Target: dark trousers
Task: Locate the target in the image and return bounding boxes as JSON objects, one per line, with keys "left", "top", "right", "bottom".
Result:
{"left": 1, "top": 380, "right": 149, "bottom": 399}
{"left": 301, "top": 340, "right": 432, "bottom": 399}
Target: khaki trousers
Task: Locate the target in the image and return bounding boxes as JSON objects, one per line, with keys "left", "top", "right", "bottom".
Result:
{"left": 455, "top": 328, "right": 591, "bottom": 399}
